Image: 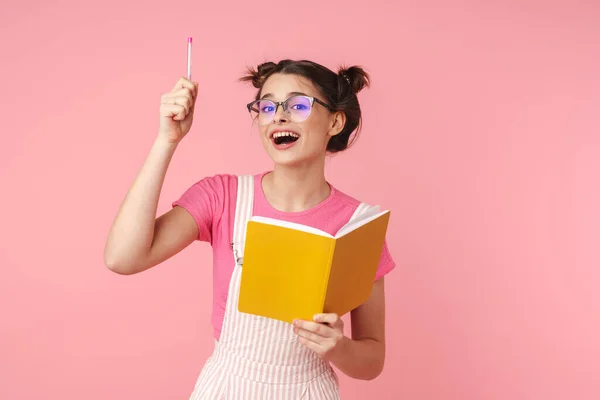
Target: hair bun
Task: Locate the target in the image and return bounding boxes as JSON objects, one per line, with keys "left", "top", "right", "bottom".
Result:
{"left": 338, "top": 66, "right": 370, "bottom": 94}
{"left": 240, "top": 61, "right": 278, "bottom": 88}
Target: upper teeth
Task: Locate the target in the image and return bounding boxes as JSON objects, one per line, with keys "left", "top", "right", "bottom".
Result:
{"left": 272, "top": 131, "right": 299, "bottom": 139}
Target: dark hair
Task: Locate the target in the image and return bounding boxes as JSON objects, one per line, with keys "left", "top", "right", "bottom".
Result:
{"left": 239, "top": 59, "right": 370, "bottom": 153}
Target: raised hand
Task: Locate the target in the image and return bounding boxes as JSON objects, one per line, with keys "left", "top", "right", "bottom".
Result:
{"left": 158, "top": 77, "right": 199, "bottom": 144}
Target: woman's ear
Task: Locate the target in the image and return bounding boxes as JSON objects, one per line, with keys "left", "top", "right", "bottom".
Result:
{"left": 328, "top": 111, "right": 346, "bottom": 137}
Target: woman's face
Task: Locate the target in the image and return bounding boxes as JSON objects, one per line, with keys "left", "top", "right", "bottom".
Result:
{"left": 256, "top": 73, "right": 344, "bottom": 167}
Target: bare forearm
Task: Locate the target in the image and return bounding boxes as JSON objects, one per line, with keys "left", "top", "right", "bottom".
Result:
{"left": 104, "top": 136, "right": 178, "bottom": 271}
{"left": 329, "top": 337, "right": 385, "bottom": 381}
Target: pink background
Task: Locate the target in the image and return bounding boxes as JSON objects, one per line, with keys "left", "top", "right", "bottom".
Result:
{"left": 1, "top": 1, "right": 599, "bottom": 399}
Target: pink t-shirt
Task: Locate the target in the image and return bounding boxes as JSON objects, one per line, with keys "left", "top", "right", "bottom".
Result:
{"left": 172, "top": 172, "right": 396, "bottom": 339}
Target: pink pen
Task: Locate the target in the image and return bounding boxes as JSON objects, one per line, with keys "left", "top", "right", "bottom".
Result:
{"left": 187, "top": 37, "right": 192, "bottom": 80}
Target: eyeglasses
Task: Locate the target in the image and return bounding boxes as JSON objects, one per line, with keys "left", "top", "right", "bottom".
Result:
{"left": 246, "top": 95, "right": 333, "bottom": 126}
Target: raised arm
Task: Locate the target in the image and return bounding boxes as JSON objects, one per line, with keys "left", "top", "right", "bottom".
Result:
{"left": 103, "top": 77, "right": 199, "bottom": 275}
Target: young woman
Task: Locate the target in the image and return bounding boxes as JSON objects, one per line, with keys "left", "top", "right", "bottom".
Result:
{"left": 104, "top": 59, "right": 396, "bottom": 399}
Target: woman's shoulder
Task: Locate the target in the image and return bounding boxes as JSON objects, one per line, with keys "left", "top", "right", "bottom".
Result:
{"left": 181, "top": 172, "right": 265, "bottom": 198}
{"left": 328, "top": 184, "right": 388, "bottom": 223}
{"left": 330, "top": 184, "right": 367, "bottom": 208}
{"left": 183, "top": 173, "right": 236, "bottom": 189}
{"left": 175, "top": 173, "right": 240, "bottom": 204}
{"left": 189, "top": 171, "right": 263, "bottom": 183}
{"left": 327, "top": 185, "right": 375, "bottom": 220}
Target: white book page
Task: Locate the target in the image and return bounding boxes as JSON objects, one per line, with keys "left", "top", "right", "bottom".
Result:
{"left": 249, "top": 216, "right": 333, "bottom": 238}
{"left": 335, "top": 208, "right": 389, "bottom": 238}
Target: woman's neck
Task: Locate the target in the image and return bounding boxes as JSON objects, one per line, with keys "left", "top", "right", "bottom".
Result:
{"left": 262, "top": 160, "right": 331, "bottom": 213}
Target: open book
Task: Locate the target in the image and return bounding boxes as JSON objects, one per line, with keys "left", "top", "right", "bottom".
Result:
{"left": 238, "top": 206, "right": 391, "bottom": 324}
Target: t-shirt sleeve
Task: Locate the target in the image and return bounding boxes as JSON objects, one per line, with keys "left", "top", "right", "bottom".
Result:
{"left": 171, "top": 174, "right": 230, "bottom": 243}
{"left": 374, "top": 238, "right": 396, "bottom": 280}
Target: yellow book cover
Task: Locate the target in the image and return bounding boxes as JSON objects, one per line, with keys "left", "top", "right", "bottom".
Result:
{"left": 238, "top": 207, "right": 391, "bottom": 324}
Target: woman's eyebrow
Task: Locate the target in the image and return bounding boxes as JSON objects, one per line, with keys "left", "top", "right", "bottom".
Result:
{"left": 260, "top": 91, "right": 309, "bottom": 100}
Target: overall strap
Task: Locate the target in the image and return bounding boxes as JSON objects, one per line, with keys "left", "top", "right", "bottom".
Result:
{"left": 232, "top": 175, "right": 254, "bottom": 265}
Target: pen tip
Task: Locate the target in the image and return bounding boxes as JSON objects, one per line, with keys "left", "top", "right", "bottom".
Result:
{"left": 188, "top": 37, "right": 193, "bottom": 43}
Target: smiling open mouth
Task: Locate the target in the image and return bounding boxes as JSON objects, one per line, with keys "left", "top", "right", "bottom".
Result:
{"left": 272, "top": 131, "right": 300, "bottom": 145}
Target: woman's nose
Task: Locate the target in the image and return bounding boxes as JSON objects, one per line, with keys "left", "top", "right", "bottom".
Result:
{"left": 273, "top": 104, "right": 288, "bottom": 123}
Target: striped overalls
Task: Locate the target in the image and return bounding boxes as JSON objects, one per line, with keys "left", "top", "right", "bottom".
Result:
{"left": 188, "top": 175, "right": 370, "bottom": 399}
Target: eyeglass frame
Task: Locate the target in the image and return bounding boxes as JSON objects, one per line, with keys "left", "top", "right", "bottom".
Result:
{"left": 246, "top": 95, "right": 334, "bottom": 125}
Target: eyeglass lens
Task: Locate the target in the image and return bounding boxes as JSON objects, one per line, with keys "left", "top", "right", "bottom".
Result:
{"left": 250, "top": 96, "right": 313, "bottom": 125}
